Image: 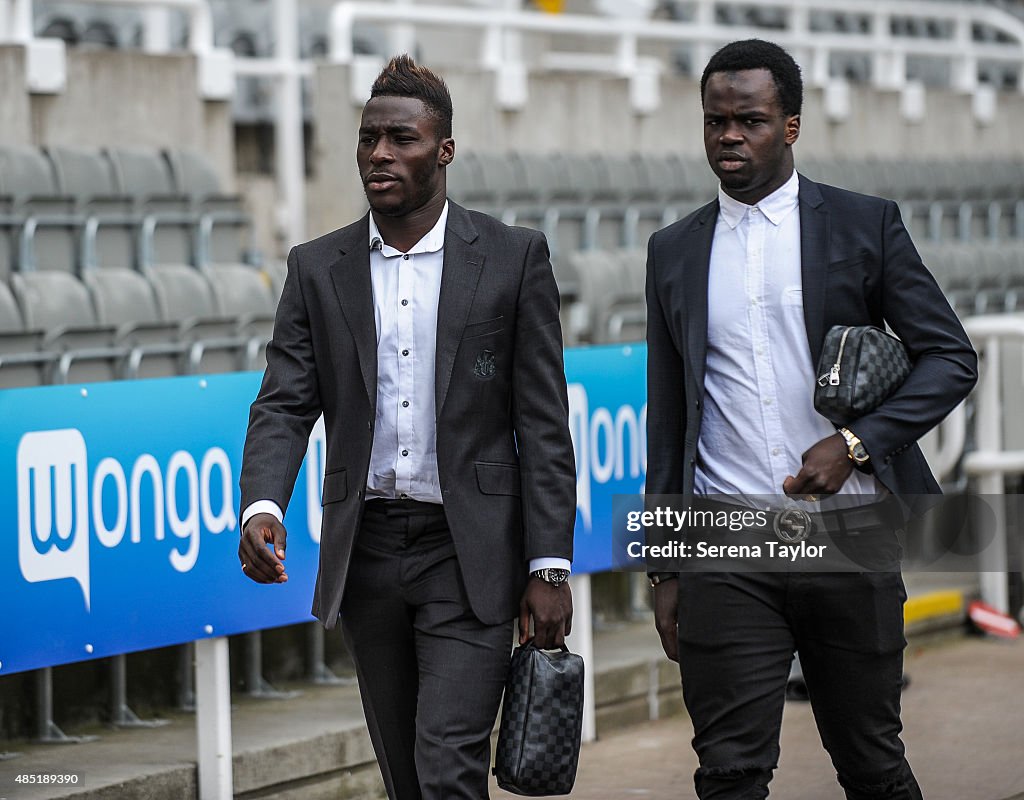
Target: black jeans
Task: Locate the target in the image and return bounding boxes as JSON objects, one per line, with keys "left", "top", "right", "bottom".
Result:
{"left": 676, "top": 568, "right": 922, "bottom": 800}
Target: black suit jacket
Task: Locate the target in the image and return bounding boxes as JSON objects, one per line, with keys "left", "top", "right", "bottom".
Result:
{"left": 240, "top": 202, "right": 577, "bottom": 628}
{"left": 645, "top": 175, "right": 977, "bottom": 503}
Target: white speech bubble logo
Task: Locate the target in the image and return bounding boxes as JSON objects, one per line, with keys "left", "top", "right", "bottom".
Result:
{"left": 17, "top": 429, "right": 91, "bottom": 609}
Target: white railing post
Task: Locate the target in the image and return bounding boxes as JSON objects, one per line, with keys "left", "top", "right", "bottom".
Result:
{"left": 388, "top": 0, "right": 415, "bottom": 58}
{"left": 961, "top": 315, "right": 1024, "bottom": 615}
{"left": 566, "top": 573, "right": 596, "bottom": 743}
{"left": 273, "top": 0, "right": 306, "bottom": 249}
{"left": 9, "top": 0, "right": 30, "bottom": 41}
{"left": 142, "top": 6, "right": 171, "bottom": 53}
{"left": 195, "top": 636, "right": 233, "bottom": 800}
{"left": 952, "top": 12, "right": 978, "bottom": 93}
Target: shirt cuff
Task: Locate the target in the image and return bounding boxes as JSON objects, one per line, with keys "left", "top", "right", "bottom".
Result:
{"left": 241, "top": 500, "right": 284, "bottom": 529}
{"left": 529, "top": 557, "right": 572, "bottom": 574}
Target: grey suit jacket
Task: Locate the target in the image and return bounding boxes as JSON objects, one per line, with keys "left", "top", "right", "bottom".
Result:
{"left": 645, "top": 175, "right": 978, "bottom": 504}
{"left": 240, "top": 202, "right": 577, "bottom": 628}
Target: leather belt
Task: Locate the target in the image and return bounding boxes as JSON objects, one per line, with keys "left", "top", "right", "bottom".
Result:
{"left": 693, "top": 497, "right": 900, "bottom": 544}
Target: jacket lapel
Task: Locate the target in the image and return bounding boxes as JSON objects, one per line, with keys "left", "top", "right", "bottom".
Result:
{"left": 329, "top": 214, "right": 378, "bottom": 411}
{"left": 435, "top": 203, "right": 484, "bottom": 415}
{"left": 685, "top": 200, "right": 718, "bottom": 394}
{"left": 798, "top": 175, "right": 829, "bottom": 369}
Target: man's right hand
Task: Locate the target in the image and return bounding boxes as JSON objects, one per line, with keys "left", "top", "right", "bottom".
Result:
{"left": 239, "top": 512, "right": 289, "bottom": 584}
{"left": 653, "top": 579, "right": 680, "bottom": 662}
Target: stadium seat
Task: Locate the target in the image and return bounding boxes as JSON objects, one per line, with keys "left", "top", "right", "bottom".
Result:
{"left": 0, "top": 145, "right": 79, "bottom": 272}
{"left": 164, "top": 148, "right": 254, "bottom": 265}
{"left": 105, "top": 146, "right": 196, "bottom": 267}
{"left": 9, "top": 270, "right": 128, "bottom": 383}
{"left": 84, "top": 267, "right": 190, "bottom": 378}
{"left": 146, "top": 264, "right": 250, "bottom": 374}
{"left": 45, "top": 145, "right": 137, "bottom": 269}
{"left": 0, "top": 279, "right": 59, "bottom": 387}
{"left": 204, "top": 263, "right": 277, "bottom": 370}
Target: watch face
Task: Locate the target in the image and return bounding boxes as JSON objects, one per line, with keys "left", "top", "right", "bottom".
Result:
{"left": 536, "top": 568, "right": 569, "bottom": 585}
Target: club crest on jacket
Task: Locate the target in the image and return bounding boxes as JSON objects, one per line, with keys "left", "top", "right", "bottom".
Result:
{"left": 474, "top": 350, "right": 497, "bottom": 379}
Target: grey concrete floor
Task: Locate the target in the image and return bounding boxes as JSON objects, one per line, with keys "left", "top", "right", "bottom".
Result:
{"left": 493, "top": 635, "right": 1024, "bottom": 800}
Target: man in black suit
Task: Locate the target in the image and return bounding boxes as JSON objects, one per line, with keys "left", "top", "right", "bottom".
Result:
{"left": 645, "top": 40, "right": 977, "bottom": 799}
{"left": 237, "top": 56, "right": 576, "bottom": 800}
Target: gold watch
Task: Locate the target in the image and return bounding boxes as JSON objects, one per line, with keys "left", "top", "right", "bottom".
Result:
{"left": 838, "top": 427, "right": 870, "bottom": 466}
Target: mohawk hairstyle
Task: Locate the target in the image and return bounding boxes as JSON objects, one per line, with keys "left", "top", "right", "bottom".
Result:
{"left": 701, "top": 39, "right": 803, "bottom": 117}
{"left": 369, "top": 54, "right": 453, "bottom": 139}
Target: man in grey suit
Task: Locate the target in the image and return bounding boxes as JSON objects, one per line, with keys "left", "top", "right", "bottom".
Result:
{"left": 237, "top": 56, "right": 576, "bottom": 800}
{"left": 645, "top": 40, "right": 976, "bottom": 799}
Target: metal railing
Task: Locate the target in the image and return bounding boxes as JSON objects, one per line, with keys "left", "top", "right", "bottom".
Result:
{"left": 329, "top": 0, "right": 1024, "bottom": 113}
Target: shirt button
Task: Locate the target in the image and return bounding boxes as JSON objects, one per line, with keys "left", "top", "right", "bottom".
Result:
{"left": 401, "top": 449, "right": 409, "bottom": 457}
{"left": 402, "top": 400, "right": 409, "bottom": 408}
{"left": 764, "top": 398, "right": 773, "bottom": 406}
{"left": 402, "top": 349, "right": 409, "bottom": 356}
{"left": 401, "top": 299, "right": 409, "bottom": 306}
{"left": 400, "top": 493, "right": 408, "bottom": 499}
{"left": 772, "top": 448, "right": 780, "bottom": 456}
{"left": 403, "top": 254, "right": 409, "bottom": 260}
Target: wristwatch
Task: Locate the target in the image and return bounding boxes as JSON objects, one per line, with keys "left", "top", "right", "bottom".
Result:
{"left": 839, "top": 427, "right": 870, "bottom": 467}
{"left": 649, "top": 572, "right": 678, "bottom": 588}
{"left": 531, "top": 568, "right": 570, "bottom": 586}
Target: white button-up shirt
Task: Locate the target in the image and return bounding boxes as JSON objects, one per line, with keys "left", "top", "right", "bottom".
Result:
{"left": 365, "top": 203, "right": 447, "bottom": 502}
{"left": 695, "top": 171, "right": 881, "bottom": 499}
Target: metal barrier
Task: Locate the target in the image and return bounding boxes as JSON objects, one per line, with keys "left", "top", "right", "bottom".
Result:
{"left": 961, "top": 313, "right": 1024, "bottom": 614}
{"left": 329, "top": 0, "right": 1024, "bottom": 114}
{"left": 1, "top": 0, "right": 234, "bottom": 97}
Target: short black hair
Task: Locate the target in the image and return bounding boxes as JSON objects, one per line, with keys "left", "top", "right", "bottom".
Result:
{"left": 369, "top": 54, "right": 453, "bottom": 139}
{"left": 700, "top": 39, "right": 803, "bottom": 116}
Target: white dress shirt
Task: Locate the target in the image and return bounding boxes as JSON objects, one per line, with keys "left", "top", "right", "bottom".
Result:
{"left": 365, "top": 202, "right": 447, "bottom": 503}
{"left": 243, "top": 202, "right": 569, "bottom": 573}
{"left": 695, "top": 171, "right": 882, "bottom": 500}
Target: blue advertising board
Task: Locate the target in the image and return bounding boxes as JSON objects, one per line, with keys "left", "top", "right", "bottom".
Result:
{"left": 0, "top": 344, "right": 646, "bottom": 675}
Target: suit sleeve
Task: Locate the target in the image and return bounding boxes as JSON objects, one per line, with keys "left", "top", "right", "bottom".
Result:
{"left": 850, "top": 201, "right": 978, "bottom": 466}
{"left": 644, "top": 231, "right": 687, "bottom": 498}
{"left": 510, "top": 232, "right": 576, "bottom": 562}
{"left": 239, "top": 246, "right": 323, "bottom": 514}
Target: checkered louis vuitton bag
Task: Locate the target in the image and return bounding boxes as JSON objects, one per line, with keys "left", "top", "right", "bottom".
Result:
{"left": 815, "top": 325, "right": 911, "bottom": 425}
{"left": 493, "top": 641, "right": 584, "bottom": 796}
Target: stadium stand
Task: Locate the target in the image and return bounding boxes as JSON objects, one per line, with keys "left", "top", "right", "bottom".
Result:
{"left": 0, "top": 146, "right": 275, "bottom": 383}
{"left": 3, "top": 142, "right": 1024, "bottom": 355}
{"left": 3, "top": 0, "right": 1024, "bottom": 765}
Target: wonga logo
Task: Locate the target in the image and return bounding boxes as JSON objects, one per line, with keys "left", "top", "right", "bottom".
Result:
{"left": 16, "top": 427, "right": 239, "bottom": 611}
{"left": 17, "top": 429, "right": 91, "bottom": 609}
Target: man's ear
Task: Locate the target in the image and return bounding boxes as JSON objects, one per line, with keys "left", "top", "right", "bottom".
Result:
{"left": 785, "top": 114, "right": 801, "bottom": 146}
{"left": 439, "top": 137, "right": 455, "bottom": 166}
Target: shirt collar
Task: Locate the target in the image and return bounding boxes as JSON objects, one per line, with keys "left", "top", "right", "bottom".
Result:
{"left": 368, "top": 200, "right": 449, "bottom": 257}
{"left": 717, "top": 170, "right": 799, "bottom": 229}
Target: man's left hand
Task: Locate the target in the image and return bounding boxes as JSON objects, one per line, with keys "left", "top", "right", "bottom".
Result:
{"left": 519, "top": 578, "right": 573, "bottom": 649}
{"left": 783, "top": 432, "right": 853, "bottom": 498}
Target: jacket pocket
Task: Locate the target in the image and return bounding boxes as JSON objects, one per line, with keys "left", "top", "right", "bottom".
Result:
{"left": 827, "top": 253, "right": 868, "bottom": 272}
{"left": 475, "top": 462, "right": 521, "bottom": 496}
{"left": 463, "top": 315, "right": 505, "bottom": 340}
{"left": 322, "top": 468, "right": 348, "bottom": 505}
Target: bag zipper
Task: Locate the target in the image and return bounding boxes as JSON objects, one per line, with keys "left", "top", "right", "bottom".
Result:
{"left": 817, "top": 327, "right": 851, "bottom": 387}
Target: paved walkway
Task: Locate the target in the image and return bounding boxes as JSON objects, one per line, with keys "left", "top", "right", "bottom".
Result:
{"left": 493, "top": 635, "right": 1024, "bottom": 800}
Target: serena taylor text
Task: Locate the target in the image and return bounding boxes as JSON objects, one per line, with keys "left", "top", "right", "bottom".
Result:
{"left": 627, "top": 540, "right": 829, "bottom": 562}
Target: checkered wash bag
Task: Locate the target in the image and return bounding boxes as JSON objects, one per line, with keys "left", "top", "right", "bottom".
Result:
{"left": 815, "top": 325, "right": 911, "bottom": 425}
{"left": 493, "top": 641, "right": 584, "bottom": 796}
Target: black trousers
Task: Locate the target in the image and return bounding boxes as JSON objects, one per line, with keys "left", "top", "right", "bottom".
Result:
{"left": 340, "top": 500, "right": 513, "bottom": 800}
{"left": 676, "top": 566, "right": 923, "bottom": 800}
